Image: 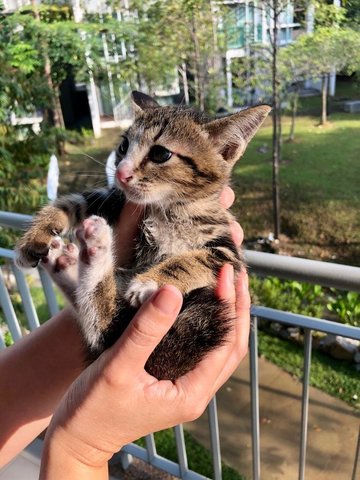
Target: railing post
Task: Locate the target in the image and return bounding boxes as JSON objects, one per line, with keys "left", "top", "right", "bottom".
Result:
{"left": 299, "top": 329, "right": 312, "bottom": 480}
{"left": 208, "top": 396, "right": 222, "bottom": 480}
{"left": 38, "top": 266, "right": 60, "bottom": 317}
{"left": 12, "top": 264, "right": 40, "bottom": 331}
{"left": 174, "top": 424, "right": 189, "bottom": 479}
{"left": 352, "top": 426, "right": 360, "bottom": 480}
{"left": 250, "top": 315, "right": 261, "bottom": 480}
{"left": 0, "top": 267, "right": 22, "bottom": 342}
{"left": 145, "top": 434, "right": 157, "bottom": 464}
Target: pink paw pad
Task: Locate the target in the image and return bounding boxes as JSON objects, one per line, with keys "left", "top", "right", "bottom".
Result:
{"left": 41, "top": 238, "right": 79, "bottom": 273}
{"left": 76, "top": 216, "right": 111, "bottom": 265}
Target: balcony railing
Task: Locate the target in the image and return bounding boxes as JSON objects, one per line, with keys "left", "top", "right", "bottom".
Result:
{"left": 0, "top": 210, "right": 359, "bottom": 480}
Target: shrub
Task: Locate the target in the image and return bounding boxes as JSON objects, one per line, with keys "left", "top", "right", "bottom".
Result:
{"left": 327, "top": 290, "right": 360, "bottom": 327}
{"left": 250, "top": 276, "right": 325, "bottom": 318}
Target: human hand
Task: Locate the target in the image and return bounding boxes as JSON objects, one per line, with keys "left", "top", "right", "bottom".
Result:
{"left": 40, "top": 266, "right": 250, "bottom": 477}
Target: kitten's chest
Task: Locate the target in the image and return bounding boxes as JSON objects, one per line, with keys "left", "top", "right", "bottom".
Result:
{"left": 142, "top": 217, "right": 197, "bottom": 260}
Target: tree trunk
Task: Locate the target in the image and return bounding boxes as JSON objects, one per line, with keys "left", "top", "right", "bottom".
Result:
{"left": 271, "top": 0, "right": 281, "bottom": 239}
{"left": 191, "top": 14, "right": 205, "bottom": 111}
{"left": 180, "top": 63, "right": 190, "bottom": 105}
{"left": 288, "top": 91, "right": 299, "bottom": 142}
{"left": 31, "top": 0, "right": 64, "bottom": 133}
{"left": 321, "top": 74, "right": 328, "bottom": 125}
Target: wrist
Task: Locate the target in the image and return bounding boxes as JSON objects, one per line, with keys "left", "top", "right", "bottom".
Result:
{"left": 40, "top": 425, "right": 111, "bottom": 479}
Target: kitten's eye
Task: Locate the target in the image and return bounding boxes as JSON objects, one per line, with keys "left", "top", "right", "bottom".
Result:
{"left": 148, "top": 145, "right": 172, "bottom": 164}
{"left": 117, "top": 137, "right": 129, "bottom": 156}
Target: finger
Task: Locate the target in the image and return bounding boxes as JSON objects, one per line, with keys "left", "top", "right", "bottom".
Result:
{"left": 108, "top": 286, "right": 183, "bottom": 378}
{"left": 114, "top": 202, "right": 144, "bottom": 265}
{"left": 215, "top": 264, "right": 235, "bottom": 303}
{"left": 211, "top": 268, "right": 250, "bottom": 391}
{"left": 230, "top": 221, "right": 244, "bottom": 247}
{"left": 220, "top": 186, "right": 235, "bottom": 209}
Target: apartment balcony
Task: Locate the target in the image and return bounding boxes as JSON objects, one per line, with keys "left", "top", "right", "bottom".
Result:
{"left": 0, "top": 211, "right": 359, "bottom": 479}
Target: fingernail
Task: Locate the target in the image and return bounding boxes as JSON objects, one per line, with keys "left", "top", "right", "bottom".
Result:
{"left": 152, "top": 286, "right": 182, "bottom": 315}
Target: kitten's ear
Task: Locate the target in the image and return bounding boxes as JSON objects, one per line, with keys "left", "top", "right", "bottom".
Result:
{"left": 205, "top": 105, "right": 271, "bottom": 165}
{"left": 131, "top": 91, "right": 159, "bottom": 115}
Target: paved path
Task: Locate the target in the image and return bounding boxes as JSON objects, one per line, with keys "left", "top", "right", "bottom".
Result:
{"left": 186, "top": 355, "right": 360, "bottom": 480}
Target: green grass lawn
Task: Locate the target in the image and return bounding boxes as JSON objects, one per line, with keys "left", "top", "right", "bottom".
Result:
{"left": 135, "top": 429, "right": 245, "bottom": 480}
{"left": 233, "top": 112, "right": 360, "bottom": 265}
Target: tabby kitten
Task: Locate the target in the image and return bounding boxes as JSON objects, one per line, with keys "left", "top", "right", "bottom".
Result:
{"left": 16, "top": 92, "right": 270, "bottom": 380}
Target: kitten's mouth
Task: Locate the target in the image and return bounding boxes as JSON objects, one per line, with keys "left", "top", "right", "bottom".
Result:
{"left": 121, "top": 183, "right": 152, "bottom": 203}
{"left": 121, "top": 183, "right": 169, "bottom": 205}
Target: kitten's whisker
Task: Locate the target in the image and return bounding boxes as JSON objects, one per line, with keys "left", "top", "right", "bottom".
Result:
{"left": 70, "top": 146, "right": 107, "bottom": 168}
{"left": 96, "top": 188, "right": 115, "bottom": 214}
{"left": 84, "top": 189, "right": 111, "bottom": 211}
{"left": 75, "top": 174, "right": 106, "bottom": 177}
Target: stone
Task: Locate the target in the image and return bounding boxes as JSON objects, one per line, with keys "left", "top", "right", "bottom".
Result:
{"left": 320, "top": 334, "right": 360, "bottom": 362}
{"left": 354, "top": 350, "right": 360, "bottom": 364}
{"left": 343, "top": 100, "right": 360, "bottom": 113}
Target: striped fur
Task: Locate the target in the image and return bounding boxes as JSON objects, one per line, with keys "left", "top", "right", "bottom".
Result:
{"left": 16, "top": 92, "right": 270, "bottom": 380}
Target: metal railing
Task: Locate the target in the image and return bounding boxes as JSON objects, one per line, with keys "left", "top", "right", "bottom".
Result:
{"left": 0, "top": 210, "right": 359, "bottom": 480}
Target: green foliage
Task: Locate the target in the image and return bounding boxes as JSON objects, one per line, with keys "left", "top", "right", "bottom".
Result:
{"left": 314, "top": 0, "right": 347, "bottom": 27}
{"left": 250, "top": 276, "right": 325, "bottom": 318}
{"left": 258, "top": 331, "right": 360, "bottom": 409}
{"left": 4, "top": 330, "right": 14, "bottom": 347}
{"left": 295, "top": 27, "right": 360, "bottom": 77}
{"left": 135, "top": 429, "right": 245, "bottom": 479}
{"left": 7, "top": 42, "right": 42, "bottom": 74}
{"left": 327, "top": 291, "right": 360, "bottom": 327}
{"left": 344, "top": 0, "right": 360, "bottom": 24}
{"left": 0, "top": 128, "right": 49, "bottom": 213}
{"left": 251, "top": 275, "right": 360, "bottom": 326}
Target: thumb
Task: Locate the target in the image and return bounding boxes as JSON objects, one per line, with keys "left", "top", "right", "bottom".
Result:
{"left": 114, "top": 202, "right": 144, "bottom": 265}
{"left": 112, "top": 286, "right": 183, "bottom": 376}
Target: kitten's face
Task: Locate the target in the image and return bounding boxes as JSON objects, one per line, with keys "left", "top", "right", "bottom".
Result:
{"left": 114, "top": 107, "right": 227, "bottom": 205}
{"left": 114, "top": 92, "right": 271, "bottom": 206}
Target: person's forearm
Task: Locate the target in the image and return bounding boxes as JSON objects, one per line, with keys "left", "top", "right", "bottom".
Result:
{"left": 0, "top": 308, "right": 85, "bottom": 466}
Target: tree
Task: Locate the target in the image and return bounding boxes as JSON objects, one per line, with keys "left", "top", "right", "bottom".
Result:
{"left": 120, "top": 0, "right": 226, "bottom": 112}
{"left": 251, "top": 0, "right": 307, "bottom": 239}
{"left": 226, "top": 0, "right": 296, "bottom": 238}
{"left": 296, "top": 27, "right": 360, "bottom": 124}
{"left": 0, "top": 3, "right": 105, "bottom": 212}
{"left": 280, "top": 41, "right": 313, "bottom": 141}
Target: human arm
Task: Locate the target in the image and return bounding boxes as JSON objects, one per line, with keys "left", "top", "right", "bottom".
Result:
{"left": 39, "top": 266, "right": 250, "bottom": 479}
{"left": 0, "top": 202, "right": 143, "bottom": 467}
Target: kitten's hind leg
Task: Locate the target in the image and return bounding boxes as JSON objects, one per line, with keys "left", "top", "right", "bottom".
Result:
{"left": 76, "top": 216, "right": 117, "bottom": 352}
{"left": 41, "top": 237, "right": 79, "bottom": 305}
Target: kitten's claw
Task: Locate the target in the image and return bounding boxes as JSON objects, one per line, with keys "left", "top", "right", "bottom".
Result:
{"left": 40, "top": 237, "right": 79, "bottom": 300}
{"left": 15, "top": 242, "right": 50, "bottom": 269}
{"left": 125, "top": 278, "right": 159, "bottom": 308}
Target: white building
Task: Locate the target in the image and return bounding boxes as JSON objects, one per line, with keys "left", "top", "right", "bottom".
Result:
{"left": 223, "top": 0, "right": 301, "bottom": 107}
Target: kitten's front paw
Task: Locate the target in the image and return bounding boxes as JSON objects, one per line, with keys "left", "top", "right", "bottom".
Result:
{"left": 76, "top": 216, "right": 112, "bottom": 263}
{"left": 15, "top": 237, "right": 52, "bottom": 268}
{"left": 125, "top": 278, "right": 159, "bottom": 308}
{"left": 41, "top": 237, "right": 79, "bottom": 279}
{"left": 15, "top": 207, "right": 69, "bottom": 269}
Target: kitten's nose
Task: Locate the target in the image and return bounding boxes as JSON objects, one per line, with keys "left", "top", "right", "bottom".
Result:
{"left": 116, "top": 167, "right": 133, "bottom": 184}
